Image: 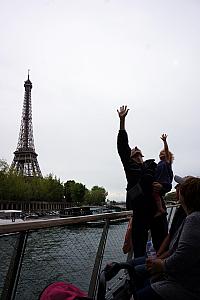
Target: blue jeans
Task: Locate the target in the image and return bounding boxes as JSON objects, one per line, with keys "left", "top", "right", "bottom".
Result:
{"left": 130, "top": 257, "right": 164, "bottom": 299}
{"left": 128, "top": 256, "right": 150, "bottom": 289}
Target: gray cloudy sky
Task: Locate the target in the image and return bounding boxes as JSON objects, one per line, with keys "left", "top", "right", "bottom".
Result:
{"left": 1, "top": 0, "right": 200, "bottom": 201}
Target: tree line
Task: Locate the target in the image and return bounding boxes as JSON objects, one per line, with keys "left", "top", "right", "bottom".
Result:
{"left": 0, "top": 159, "right": 108, "bottom": 205}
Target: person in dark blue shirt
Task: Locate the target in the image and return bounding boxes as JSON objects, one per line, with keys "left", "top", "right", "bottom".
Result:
{"left": 153, "top": 134, "right": 174, "bottom": 217}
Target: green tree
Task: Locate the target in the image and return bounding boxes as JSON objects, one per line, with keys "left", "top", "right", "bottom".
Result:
{"left": 0, "top": 159, "right": 7, "bottom": 200}
{"left": 64, "top": 180, "right": 75, "bottom": 202}
{"left": 0, "top": 159, "right": 9, "bottom": 173}
{"left": 71, "top": 182, "right": 86, "bottom": 205}
{"left": 0, "top": 159, "right": 64, "bottom": 203}
{"left": 164, "top": 191, "right": 177, "bottom": 204}
{"left": 64, "top": 180, "right": 87, "bottom": 205}
{"left": 42, "top": 174, "right": 64, "bottom": 202}
{"left": 85, "top": 186, "right": 108, "bottom": 205}
{"left": 0, "top": 159, "right": 107, "bottom": 206}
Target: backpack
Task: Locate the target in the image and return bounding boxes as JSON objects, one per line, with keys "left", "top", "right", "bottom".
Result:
{"left": 39, "top": 281, "right": 92, "bottom": 300}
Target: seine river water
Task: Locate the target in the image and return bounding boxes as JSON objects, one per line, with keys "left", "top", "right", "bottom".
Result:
{"left": 0, "top": 207, "right": 176, "bottom": 300}
{"left": 0, "top": 221, "right": 128, "bottom": 300}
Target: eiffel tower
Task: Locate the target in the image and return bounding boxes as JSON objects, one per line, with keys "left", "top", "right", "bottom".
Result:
{"left": 11, "top": 72, "right": 42, "bottom": 177}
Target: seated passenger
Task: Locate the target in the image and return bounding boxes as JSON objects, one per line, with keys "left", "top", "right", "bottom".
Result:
{"left": 156, "top": 177, "right": 187, "bottom": 259}
{"left": 131, "top": 176, "right": 187, "bottom": 289}
{"left": 136, "top": 176, "right": 200, "bottom": 300}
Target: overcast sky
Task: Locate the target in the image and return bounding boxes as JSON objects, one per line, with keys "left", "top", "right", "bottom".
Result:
{"left": 0, "top": 0, "right": 200, "bottom": 201}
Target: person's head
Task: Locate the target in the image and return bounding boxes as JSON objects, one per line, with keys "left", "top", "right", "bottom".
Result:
{"left": 159, "top": 149, "right": 174, "bottom": 163}
{"left": 174, "top": 175, "right": 192, "bottom": 202}
{"left": 179, "top": 177, "right": 200, "bottom": 214}
{"left": 130, "top": 146, "right": 144, "bottom": 164}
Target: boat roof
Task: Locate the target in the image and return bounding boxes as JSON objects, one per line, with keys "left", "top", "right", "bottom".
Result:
{"left": 62, "top": 206, "right": 92, "bottom": 210}
{"left": 0, "top": 210, "right": 22, "bottom": 213}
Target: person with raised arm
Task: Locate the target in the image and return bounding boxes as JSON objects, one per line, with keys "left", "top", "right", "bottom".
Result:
{"left": 153, "top": 134, "right": 174, "bottom": 217}
{"left": 117, "top": 106, "right": 169, "bottom": 258}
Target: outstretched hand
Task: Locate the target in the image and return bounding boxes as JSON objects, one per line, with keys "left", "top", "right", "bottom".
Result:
{"left": 117, "top": 105, "right": 129, "bottom": 119}
{"left": 160, "top": 134, "right": 167, "bottom": 142}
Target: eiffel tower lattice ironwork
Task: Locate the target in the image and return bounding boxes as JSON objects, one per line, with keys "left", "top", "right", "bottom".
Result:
{"left": 11, "top": 72, "right": 42, "bottom": 177}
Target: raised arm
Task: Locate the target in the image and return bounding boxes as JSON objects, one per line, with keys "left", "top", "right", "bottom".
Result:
{"left": 117, "top": 106, "right": 131, "bottom": 165}
{"left": 160, "top": 134, "right": 171, "bottom": 163}
{"left": 117, "top": 105, "right": 129, "bottom": 130}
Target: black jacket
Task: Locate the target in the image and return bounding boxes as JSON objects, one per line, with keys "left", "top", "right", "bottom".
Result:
{"left": 117, "top": 130, "right": 157, "bottom": 211}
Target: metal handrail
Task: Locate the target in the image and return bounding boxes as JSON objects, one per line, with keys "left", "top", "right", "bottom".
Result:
{"left": 0, "top": 211, "right": 132, "bottom": 235}
{"left": 88, "top": 220, "right": 110, "bottom": 298}
{"left": 0, "top": 211, "right": 132, "bottom": 300}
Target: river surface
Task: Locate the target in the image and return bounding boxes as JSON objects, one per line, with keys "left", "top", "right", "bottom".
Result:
{"left": 0, "top": 222, "right": 128, "bottom": 300}
{"left": 0, "top": 207, "right": 176, "bottom": 300}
